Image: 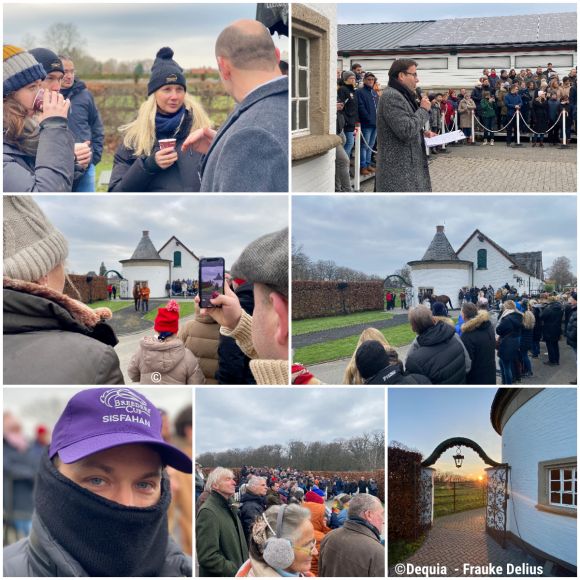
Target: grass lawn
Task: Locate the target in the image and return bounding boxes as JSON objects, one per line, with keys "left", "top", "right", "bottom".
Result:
{"left": 96, "top": 151, "right": 114, "bottom": 192}
{"left": 87, "top": 300, "right": 133, "bottom": 313}
{"left": 293, "top": 310, "right": 393, "bottom": 336}
{"left": 143, "top": 301, "right": 197, "bottom": 322}
{"left": 388, "top": 536, "right": 425, "bottom": 567}
{"left": 434, "top": 484, "right": 486, "bottom": 518}
{"left": 293, "top": 323, "right": 416, "bottom": 367}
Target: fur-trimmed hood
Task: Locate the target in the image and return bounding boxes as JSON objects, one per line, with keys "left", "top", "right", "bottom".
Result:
{"left": 434, "top": 315, "right": 455, "bottom": 327}
{"left": 461, "top": 310, "right": 491, "bottom": 334}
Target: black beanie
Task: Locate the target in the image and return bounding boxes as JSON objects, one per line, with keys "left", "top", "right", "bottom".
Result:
{"left": 355, "top": 340, "right": 390, "bottom": 380}
{"left": 148, "top": 47, "right": 186, "bottom": 96}
{"left": 29, "top": 48, "right": 64, "bottom": 76}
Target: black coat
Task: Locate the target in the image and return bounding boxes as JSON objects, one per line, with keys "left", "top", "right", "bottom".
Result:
{"left": 531, "top": 99, "right": 550, "bottom": 133}
{"left": 520, "top": 327, "right": 534, "bottom": 352}
{"left": 405, "top": 322, "right": 467, "bottom": 384}
{"left": 496, "top": 311, "right": 523, "bottom": 361}
{"left": 337, "top": 83, "right": 359, "bottom": 132}
{"left": 108, "top": 111, "right": 203, "bottom": 192}
{"left": 366, "top": 363, "right": 431, "bottom": 384}
{"left": 532, "top": 304, "right": 544, "bottom": 341}
{"left": 541, "top": 302, "right": 564, "bottom": 341}
{"left": 566, "top": 307, "right": 577, "bottom": 349}
{"left": 460, "top": 312, "right": 496, "bottom": 385}
{"left": 239, "top": 492, "right": 267, "bottom": 541}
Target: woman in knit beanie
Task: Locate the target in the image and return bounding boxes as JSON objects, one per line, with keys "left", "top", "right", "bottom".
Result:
{"left": 3, "top": 196, "right": 123, "bottom": 384}
{"left": 128, "top": 300, "right": 205, "bottom": 385}
{"left": 108, "top": 47, "right": 212, "bottom": 192}
{"left": 3, "top": 45, "right": 77, "bottom": 192}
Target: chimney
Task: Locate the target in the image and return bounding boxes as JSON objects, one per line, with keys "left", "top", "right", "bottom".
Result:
{"left": 436, "top": 225, "right": 444, "bottom": 233}
{"left": 143, "top": 230, "right": 149, "bottom": 237}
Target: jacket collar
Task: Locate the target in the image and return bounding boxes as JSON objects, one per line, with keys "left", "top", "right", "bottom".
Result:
{"left": 344, "top": 517, "right": 382, "bottom": 542}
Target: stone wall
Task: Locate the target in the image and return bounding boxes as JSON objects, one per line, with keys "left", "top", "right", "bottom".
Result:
{"left": 64, "top": 274, "right": 108, "bottom": 303}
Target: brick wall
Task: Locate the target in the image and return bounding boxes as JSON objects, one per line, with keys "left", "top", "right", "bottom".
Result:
{"left": 292, "top": 281, "right": 384, "bottom": 320}
{"left": 64, "top": 274, "right": 108, "bottom": 303}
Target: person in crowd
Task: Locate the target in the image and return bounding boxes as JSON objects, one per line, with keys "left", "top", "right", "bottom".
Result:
{"left": 303, "top": 490, "right": 330, "bottom": 576}
{"left": 405, "top": 305, "right": 470, "bottom": 384}
{"left": 328, "top": 494, "right": 351, "bottom": 530}
{"left": 358, "top": 72, "right": 379, "bottom": 176}
{"left": 368, "top": 479, "right": 378, "bottom": 497}
{"left": 495, "top": 82, "right": 509, "bottom": 129}
{"left": 531, "top": 91, "right": 549, "bottom": 147}
{"left": 319, "top": 493, "right": 384, "bottom": 577}
{"left": 128, "top": 300, "right": 205, "bottom": 384}
{"left": 351, "top": 62, "right": 365, "bottom": 87}
{"left": 337, "top": 70, "right": 359, "bottom": 161}
{"left": 3, "top": 46, "right": 78, "bottom": 192}
{"left": 357, "top": 477, "right": 368, "bottom": 494}
{"left": 504, "top": 84, "right": 523, "bottom": 146}
{"left": 530, "top": 299, "right": 543, "bottom": 358}
{"left": 179, "top": 301, "right": 221, "bottom": 384}
{"left": 544, "top": 62, "right": 558, "bottom": 82}
{"left": 566, "top": 292, "right": 577, "bottom": 383}
{"left": 197, "top": 467, "right": 248, "bottom": 576}
{"left": 480, "top": 91, "right": 496, "bottom": 145}
{"left": 240, "top": 476, "right": 269, "bottom": 542}
{"left": 559, "top": 95, "right": 572, "bottom": 144}
{"left": 196, "top": 462, "right": 205, "bottom": 503}
{"left": 266, "top": 481, "right": 283, "bottom": 507}
{"left": 458, "top": 92, "right": 476, "bottom": 144}
{"left": 427, "top": 93, "right": 442, "bottom": 154}
{"left": 140, "top": 283, "right": 150, "bottom": 312}
{"left": 354, "top": 340, "right": 431, "bottom": 384}
{"left": 470, "top": 81, "right": 483, "bottom": 119}
{"left": 344, "top": 327, "right": 392, "bottom": 384}
{"left": 3, "top": 388, "right": 193, "bottom": 576}
{"left": 334, "top": 101, "right": 352, "bottom": 192}
{"left": 132, "top": 282, "right": 141, "bottom": 311}
{"left": 496, "top": 300, "right": 523, "bottom": 385}
{"left": 459, "top": 302, "right": 496, "bottom": 384}
{"left": 235, "top": 504, "right": 316, "bottom": 577}
{"left": 59, "top": 54, "right": 104, "bottom": 192}
{"left": 519, "top": 81, "right": 533, "bottom": 129}
{"left": 181, "top": 20, "right": 288, "bottom": 192}
{"left": 109, "top": 47, "right": 211, "bottom": 192}
{"left": 375, "top": 59, "right": 435, "bottom": 192}
{"left": 547, "top": 92, "right": 561, "bottom": 145}
{"left": 3, "top": 196, "right": 123, "bottom": 384}
{"left": 519, "top": 306, "right": 535, "bottom": 379}
{"left": 541, "top": 296, "right": 564, "bottom": 366}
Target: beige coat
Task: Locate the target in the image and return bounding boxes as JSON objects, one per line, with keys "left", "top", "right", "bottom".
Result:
{"left": 128, "top": 335, "right": 205, "bottom": 385}
{"left": 178, "top": 315, "right": 220, "bottom": 384}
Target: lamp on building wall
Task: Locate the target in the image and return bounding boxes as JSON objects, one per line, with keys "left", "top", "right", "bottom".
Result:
{"left": 453, "top": 446, "right": 464, "bottom": 469}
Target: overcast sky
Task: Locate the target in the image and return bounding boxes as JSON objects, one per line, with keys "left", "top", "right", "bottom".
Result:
{"left": 196, "top": 388, "right": 385, "bottom": 454}
{"left": 389, "top": 388, "right": 501, "bottom": 478}
{"left": 292, "top": 195, "right": 577, "bottom": 277}
{"left": 337, "top": 2, "right": 576, "bottom": 24}
{"left": 4, "top": 2, "right": 288, "bottom": 67}
{"left": 34, "top": 195, "right": 288, "bottom": 275}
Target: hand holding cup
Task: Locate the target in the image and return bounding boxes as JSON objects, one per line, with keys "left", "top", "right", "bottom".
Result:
{"left": 38, "top": 90, "right": 70, "bottom": 122}
{"left": 74, "top": 142, "right": 92, "bottom": 169}
{"left": 154, "top": 145, "right": 178, "bottom": 169}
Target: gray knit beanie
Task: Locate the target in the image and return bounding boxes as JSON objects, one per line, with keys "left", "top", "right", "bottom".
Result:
{"left": 231, "top": 228, "right": 288, "bottom": 299}
{"left": 3, "top": 196, "right": 68, "bottom": 282}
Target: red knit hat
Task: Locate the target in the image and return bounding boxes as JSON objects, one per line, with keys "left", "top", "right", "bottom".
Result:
{"left": 154, "top": 300, "right": 180, "bottom": 334}
{"left": 305, "top": 490, "right": 324, "bottom": 504}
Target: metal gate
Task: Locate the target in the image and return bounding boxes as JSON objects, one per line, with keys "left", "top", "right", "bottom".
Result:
{"left": 485, "top": 464, "right": 509, "bottom": 548}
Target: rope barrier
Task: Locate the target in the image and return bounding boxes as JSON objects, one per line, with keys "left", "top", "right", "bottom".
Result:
{"left": 472, "top": 112, "right": 518, "bottom": 133}
{"left": 518, "top": 110, "right": 564, "bottom": 136}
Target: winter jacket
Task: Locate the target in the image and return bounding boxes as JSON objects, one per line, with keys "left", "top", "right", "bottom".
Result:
{"left": 547, "top": 98, "right": 560, "bottom": 122}
{"left": 532, "top": 304, "right": 544, "bottom": 342}
{"left": 199, "top": 76, "right": 288, "bottom": 192}
{"left": 196, "top": 491, "right": 249, "bottom": 577}
{"left": 3, "top": 117, "right": 75, "bottom": 192}
{"left": 3, "top": 513, "right": 191, "bottom": 577}
{"left": 304, "top": 501, "right": 331, "bottom": 576}
{"left": 531, "top": 99, "right": 550, "bottom": 133}
{"left": 366, "top": 363, "right": 431, "bottom": 384}
{"left": 179, "top": 315, "right": 220, "bottom": 384}
{"left": 458, "top": 98, "right": 476, "bottom": 129}
{"left": 496, "top": 311, "right": 523, "bottom": 361}
{"left": 319, "top": 519, "right": 384, "bottom": 578}
{"left": 357, "top": 85, "right": 379, "bottom": 128}
{"left": 460, "top": 311, "right": 496, "bottom": 385}
{"left": 429, "top": 103, "right": 441, "bottom": 131}
{"left": 60, "top": 79, "right": 104, "bottom": 165}
{"left": 337, "top": 83, "right": 359, "bottom": 132}
{"left": 405, "top": 322, "right": 469, "bottom": 384}
{"left": 3, "top": 278, "right": 123, "bottom": 385}
{"left": 375, "top": 86, "right": 432, "bottom": 192}
{"left": 520, "top": 326, "right": 533, "bottom": 352}
{"left": 128, "top": 335, "right": 205, "bottom": 384}
{"left": 239, "top": 492, "right": 267, "bottom": 542}
{"left": 329, "top": 508, "right": 348, "bottom": 529}
{"left": 480, "top": 97, "right": 496, "bottom": 120}
{"left": 566, "top": 307, "right": 577, "bottom": 349}
{"left": 471, "top": 86, "right": 483, "bottom": 108}
{"left": 541, "top": 301, "right": 564, "bottom": 341}
{"left": 108, "top": 111, "right": 203, "bottom": 192}
{"left": 504, "top": 92, "right": 523, "bottom": 117}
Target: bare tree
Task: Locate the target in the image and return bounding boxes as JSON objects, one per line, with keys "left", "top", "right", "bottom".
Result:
{"left": 548, "top": 256, "right": 576, "bottom": 290}
{"left": 43, "top": 22, "right": 85, "bottom": 60}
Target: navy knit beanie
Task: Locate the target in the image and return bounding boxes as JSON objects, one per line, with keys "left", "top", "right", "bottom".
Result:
{"left": 355, "top": 340, "right": 390, "bottom": 381}
{"left": 29, "top": 48, "right": 64, "bottom": 76}
{"left": 148, "top": 47, "right": 186, "bottom": 96}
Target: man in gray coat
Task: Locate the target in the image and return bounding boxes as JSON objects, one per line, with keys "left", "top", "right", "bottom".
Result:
{"left": 375, "top": 59, "right": 435, "bottom": 192}
{"left": 182, "top": 19, "right": 288, "bottom": 192}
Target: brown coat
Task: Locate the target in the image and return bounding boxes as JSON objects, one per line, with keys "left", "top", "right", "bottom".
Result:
{"left": 319, "top": 520, "right": 385, "bottom": 577}
{"left": 179, "top": 315, "right": 220, "bottom": 384}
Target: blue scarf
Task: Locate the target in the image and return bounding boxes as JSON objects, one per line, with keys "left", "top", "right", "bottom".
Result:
{"left": 155, "top": 106, "right": 186, "bottom": 140}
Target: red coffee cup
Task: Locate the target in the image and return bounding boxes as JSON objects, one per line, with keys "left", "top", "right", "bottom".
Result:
{"left": 33, "top": 89, "right": 45, "bottom": 112}
{"left": 159, "top": 138, "right": 177, "bottom": 150}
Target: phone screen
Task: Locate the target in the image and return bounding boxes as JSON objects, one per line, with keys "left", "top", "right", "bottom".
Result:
{"left": 199, "top": 257, "right": 225, "bottom": 308}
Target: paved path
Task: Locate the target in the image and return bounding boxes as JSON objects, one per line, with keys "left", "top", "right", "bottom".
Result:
{"left": 361, "top": 142, "right": 576, "bottom": 192}
{"left": 391, "top": 508, "right": 541, "bottom": 577}
{"left": 106, "top": 300, "right": 167, "bottom": 336}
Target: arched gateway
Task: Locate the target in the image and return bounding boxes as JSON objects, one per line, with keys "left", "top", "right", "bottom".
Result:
{"left": 418, "top": 437, "right": 509, "bottom": 548}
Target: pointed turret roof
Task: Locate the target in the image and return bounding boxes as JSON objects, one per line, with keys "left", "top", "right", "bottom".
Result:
{"left": 421, "top": 225, "right": 458, "bottom": 261}
{"left": 130, "top": 230, "right": 162, "bottom": 260}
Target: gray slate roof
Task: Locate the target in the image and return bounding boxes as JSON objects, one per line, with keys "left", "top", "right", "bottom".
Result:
{"left": 510, "top": 252, "right": 544, "bottom": 280}
{"left": 338, "top": 12, "right": 576, "bottom": 51}
{"left": 422, "top": 230, "right": 458, "bottom": 261}
{"left": 130, "top": 231, "right": 162, "bottom": 260}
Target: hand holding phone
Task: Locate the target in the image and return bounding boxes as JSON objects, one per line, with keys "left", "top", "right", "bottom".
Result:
{"left": 199, "top": 257, "right": 225, "bottom": 308}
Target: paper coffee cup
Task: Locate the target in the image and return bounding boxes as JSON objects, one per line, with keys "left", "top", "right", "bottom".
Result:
{"left": 33, "top": 89, "right": 45, "bottom": 112}
{"left": 159, "top": 139, "right": 177, "bottom": 150}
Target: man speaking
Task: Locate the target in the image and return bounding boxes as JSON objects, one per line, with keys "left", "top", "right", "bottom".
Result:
{"left": 375, "top": 59, "right": 435, "bottom": 192}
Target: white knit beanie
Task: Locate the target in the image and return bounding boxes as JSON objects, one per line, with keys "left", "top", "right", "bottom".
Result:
{"left": 3, "top": 196, "right": 68, "bottom": 282}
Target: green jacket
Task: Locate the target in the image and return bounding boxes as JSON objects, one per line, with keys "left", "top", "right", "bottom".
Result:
{"left": 196, "top": 491, "right": 248, "bottom": 577}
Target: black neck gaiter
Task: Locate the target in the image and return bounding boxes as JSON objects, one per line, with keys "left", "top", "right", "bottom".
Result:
{"left": 388, "top": 77, "right": 420, "bottom": 112}
{"left": 34, "top": 451, "right": 170, "bottom": 577}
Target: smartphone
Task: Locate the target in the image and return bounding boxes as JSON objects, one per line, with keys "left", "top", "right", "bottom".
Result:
{"left": 199, "top": 257, "right": 225, "bottom": 308}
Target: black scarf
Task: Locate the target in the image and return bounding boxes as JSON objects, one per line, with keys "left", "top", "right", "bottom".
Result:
{"left": 348, "top": 516, "right": 382, "bottom": 542}
{"left": 34, "top": 451, "right": 170, "bottom": 577}
{"left": 388, "top": 77, "right": 420, "bottom": 112}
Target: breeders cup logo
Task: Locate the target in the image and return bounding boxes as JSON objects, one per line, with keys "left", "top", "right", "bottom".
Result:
{"left": 99, "top": 389, "right": 152, "bottom": 427}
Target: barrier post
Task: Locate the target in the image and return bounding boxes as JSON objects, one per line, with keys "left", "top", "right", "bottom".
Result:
{"left": 559, "top": 110, "right": 568, "bottom": 148}
{"left": 354, "top": 124, "right": 361, "bottom": 191}
{"left": 470, "top": 111, "right": 480, "bottom": 145}
{"left": 514, "top": 109, "right": 523, "bottom": 146}
{"left": 440, "top": 111, "right": 449, "bottom": 153}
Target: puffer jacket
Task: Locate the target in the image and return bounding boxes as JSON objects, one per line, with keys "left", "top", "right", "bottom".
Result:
{"left": 496, "top": 310, "right": 523, "bottom": 361}
{"left": 541, "top": 301, "right": 564, "bottom": 341}
{"left": 366, "top": 363, "right": 431, "bottom": 384}
{"left": 566, "top": 307, "right": 577, "bottom": 349}
{"left": 3, "top": 513, "right": 191, "bottom": 577}
{"left": 405, "top": 322, "right": 469, "bottom": 384}
{"left": 460, "top": 311, "right": 496, "bottom": 385}
{"left": 3, "top": 278, "right": 123, "bottom": 385}
{"left": 128, "top": 335, "right": 205, "bottom": 385}
{"left": 178, "top": 314, "right": 220, "bottom": 384}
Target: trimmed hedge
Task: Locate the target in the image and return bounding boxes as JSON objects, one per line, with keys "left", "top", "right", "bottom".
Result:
{"left": 64, "top": 274, "right": 108, "bottom": 303}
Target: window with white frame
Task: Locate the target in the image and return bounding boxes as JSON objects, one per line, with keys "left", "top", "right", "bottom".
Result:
{"left": 292, "top": 35, "right": 310, "bottom": 135}
{"left": 458, "top": 56, "right": 511, "bottom": 70}
{"left": 549, "top": 467, "right": 577, "bottom": 508}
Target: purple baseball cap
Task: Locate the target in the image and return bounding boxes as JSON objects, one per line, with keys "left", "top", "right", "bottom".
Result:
{"left": 49, "top": 388, "right": 192, "bottom": 473}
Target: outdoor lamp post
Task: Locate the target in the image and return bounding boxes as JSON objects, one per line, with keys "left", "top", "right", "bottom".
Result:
{"left": 453, "top": 446, "right": 464, "bottom": 469}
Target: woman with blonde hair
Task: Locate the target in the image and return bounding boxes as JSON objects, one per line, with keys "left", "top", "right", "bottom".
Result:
{"left": 343, "top": 327, "right": 391, "bottom": 384}
{"left": 519, "top": 304, "right": 536, "bottom": 378}
{"left": 109, "top": 47, "right": 211, "bottom": 191}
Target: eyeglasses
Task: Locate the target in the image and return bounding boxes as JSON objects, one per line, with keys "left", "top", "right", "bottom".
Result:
{"left": 402, "top": 72, "right": 418, "bottom": 78}
{"left": 294, "top": 539, "right": 316, "bottom": 555}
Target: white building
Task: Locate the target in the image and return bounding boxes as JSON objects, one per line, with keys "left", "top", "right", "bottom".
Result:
{"left": 158, "top": 236, "right": 200, "bottom": 284}
{"left": 408, "top": 225, "right": 544, "bottom": 305}
{"left": 338, "top": 12, "right": 577, "bottom": 89}
{"left": 491, "top": 388, "right": 577, "bottom": 573}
